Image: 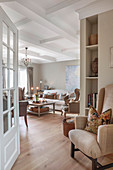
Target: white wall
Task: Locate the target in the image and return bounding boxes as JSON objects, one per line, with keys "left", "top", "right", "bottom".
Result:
{"left": 39, "top": 60, "right": 80, "bottom": 90}
{"left": 98, "top": 10, "right": 113, "bottom": 89}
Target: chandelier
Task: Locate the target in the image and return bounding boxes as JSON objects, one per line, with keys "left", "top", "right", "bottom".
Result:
{"left": 22, "top": 47, "right": 31, "bottom": 67}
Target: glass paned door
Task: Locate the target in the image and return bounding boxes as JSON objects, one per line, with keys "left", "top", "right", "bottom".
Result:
{"left": 0, "top": 7, "right": 19, "bottom": 170}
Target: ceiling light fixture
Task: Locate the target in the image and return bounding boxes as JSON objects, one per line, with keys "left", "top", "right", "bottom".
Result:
{"left": 22, "top": 47, "right": 31, "bottom": 67}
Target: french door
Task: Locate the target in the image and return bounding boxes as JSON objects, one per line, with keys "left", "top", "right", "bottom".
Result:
{"left": 0, "top": 7, "right": 20, "bottom": 170}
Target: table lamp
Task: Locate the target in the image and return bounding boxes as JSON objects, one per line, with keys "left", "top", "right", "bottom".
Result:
{"left": 31, "top": 87, "right": 34, "bottom": 94}
{"left": 36, "top": 86, "right": 39, "bottom": 94}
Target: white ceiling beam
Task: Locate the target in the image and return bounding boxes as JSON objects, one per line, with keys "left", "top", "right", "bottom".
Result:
{"left": 0, "top": 0, "right": 14, "bottom": 2}
{"left": 15, "top": 18, "right": 31, "bottom": 29}
{"left": 19, "top": 45, "right": 26, "bottom": 49}
{"left": 5, "top": 1, "right": 76, "bottom": 43}
{"left": 19, "top": 49, "right": 56, "bottom": 62}
{"left": 61, "top": 47, "right": 79, "bottom": 52}
{"left": 46, "top": 0, "right": 99, "bottom": 15}
{"left": 17, "top": 0, "right": 45, "bottom": 17}
{"left": 41, "top": 55, "right": 56, "bottom": 62}
{"left": 46, "top": 0, "right": 79, "bottom": 15}
{"left": 19, "top": 30, "right": 76, "bottom": 59}
{"left": 77, "top": 0, "right": 113, "bottom": 19}
{"left": 40, "top": 36, "right": 63, "bottom": 44}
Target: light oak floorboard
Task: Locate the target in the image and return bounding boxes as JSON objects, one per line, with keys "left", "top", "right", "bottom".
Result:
{"left": 12, "top": 113, "right": 113, "bottom": 170}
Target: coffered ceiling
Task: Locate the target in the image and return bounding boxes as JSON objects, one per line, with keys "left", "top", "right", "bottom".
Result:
{"left": 0, "top": 0, "right": 113, "bottom": 64}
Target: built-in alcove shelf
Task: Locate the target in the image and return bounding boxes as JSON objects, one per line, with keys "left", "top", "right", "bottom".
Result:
{"left": 86, "top": 44, "right": 98, "bottom": 50}
{"left": 84, "top": 15, "right": 98, "bottom": 116}
{"left": 86, "top": 77, "right": 98, "bottom": 80}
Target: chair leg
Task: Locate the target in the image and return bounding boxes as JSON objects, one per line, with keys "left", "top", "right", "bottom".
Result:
{"left": 71, "top": 142, "right": 75, "bottom": 158}
{"left": 92, "top": 158, "right": 97, "bottom": 170}
{"left": 24, "top": 115, "right": 28, "bottom": 127}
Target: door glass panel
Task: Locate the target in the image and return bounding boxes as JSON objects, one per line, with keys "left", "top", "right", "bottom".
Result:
{"left": 3, "top": 22, "right": 8, "bottom": 44}
{"left": 3, "top": 113, "right": 8, "bottom": 133}
{"left": 3, "top": 91, "right": 8, "bottom": 111}
{"left": 10, "top": 70, "right": 14, "bottom": 88}
{"left": 10, "top": 50, "right": 14, "bottom": 69}
{"left": 11, "top": 110, "right": 15, "bottom": 127}
{"left": 10, "top": 30, "right": 14, "bottom": 49}
{"left": 2, "top": 68, "right": 8, "bottom": 89}
{"left": 10, "top": 90, "right": 14, "bottom": 108}
{"left": 2, "top": 45, "right": 8, "bottom": 66}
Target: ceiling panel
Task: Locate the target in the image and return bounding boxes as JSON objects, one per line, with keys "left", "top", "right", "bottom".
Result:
{"left": 32, "top": 0, "right": 65, "bottom": 9}
{"left": 21, "top": 21, "right": 58, "bottom": 39}
{"left": 1, "top": 5, "right": 25, "bottom": 23}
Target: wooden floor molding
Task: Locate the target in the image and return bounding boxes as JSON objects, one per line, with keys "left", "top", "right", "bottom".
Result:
{"left": 12, "top": 113, "right": 113, "bottom": 170}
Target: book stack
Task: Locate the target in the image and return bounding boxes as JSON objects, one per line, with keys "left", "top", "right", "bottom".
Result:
{"left": 88, "top": 93, "right": 98, "bottom": 108}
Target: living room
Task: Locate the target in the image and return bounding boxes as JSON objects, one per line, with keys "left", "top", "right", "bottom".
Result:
{"left": 1, "top": 0, "right": 113, "bottom": 170}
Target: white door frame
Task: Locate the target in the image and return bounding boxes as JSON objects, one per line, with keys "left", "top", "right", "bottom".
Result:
{"left": 0, "top": 7, "right": 20, "bottom": 170}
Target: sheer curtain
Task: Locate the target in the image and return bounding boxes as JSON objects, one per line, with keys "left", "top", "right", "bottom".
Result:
{"left": 18, "top": 66, "right": 27, "bottom": 93}
{"left": 27, "top": 67, "right": 33, "bottom": 95}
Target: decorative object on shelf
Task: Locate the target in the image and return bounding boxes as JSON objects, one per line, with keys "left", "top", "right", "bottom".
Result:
{"left": 110, "top": 47, "right": 113, "bottom": 68}
{"left": 22, "top": 47, "right": 31, "bottom": 67}
{"left": 89, "top": 34, "right": 98, "bottom": 45}
{"left": 91, "top": 58, "right": 98, "bottom": 77}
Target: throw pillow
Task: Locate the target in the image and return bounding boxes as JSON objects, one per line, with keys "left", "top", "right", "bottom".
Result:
{"left": 100, "top": 109, "right": 112, "bottom": 124}
{"left": 85, "top": 105, "right": 102, "bottom": 134}
{"left": 51, "top": 93, "right": 57, "bottom": 99}
{"left": 57, "top": 94, "right": 60, "bottom": 99}
{"left": 85, "top": 106, "right": 112, "bottom": 134}
{"left": 47, "top": 94, "right": 54, "bottom": 99}
{"left": 43, "top": 94, "right": 48, "bottom": 98}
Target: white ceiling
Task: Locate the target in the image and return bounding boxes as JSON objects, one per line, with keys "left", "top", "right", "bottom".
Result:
{"left": 0, "top": 0, "right": 112, "bottom": 64}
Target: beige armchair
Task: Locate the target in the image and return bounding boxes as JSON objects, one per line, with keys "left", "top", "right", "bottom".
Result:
{"left": 69, "top": 84, "right": 113, "bottom": 170}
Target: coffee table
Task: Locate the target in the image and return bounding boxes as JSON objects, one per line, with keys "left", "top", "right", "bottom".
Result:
{"left": 28, "top": 101, "right": 55, "bottom": 117}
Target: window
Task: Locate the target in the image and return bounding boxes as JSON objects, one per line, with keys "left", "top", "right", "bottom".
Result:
{"left": 18, "top": 66, "right": 27, "bottom": 93}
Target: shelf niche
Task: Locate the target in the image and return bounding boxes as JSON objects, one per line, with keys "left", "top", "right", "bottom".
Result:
{"left": 85, "top": 15, "right": 98, "bottom": 115}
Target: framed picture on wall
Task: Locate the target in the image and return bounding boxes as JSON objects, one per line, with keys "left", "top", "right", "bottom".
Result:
{"left": 65, "top": 65, "right": 80, "bottom": 92}
{"left": 110, "top": 47, "right": 113, "bottom": 67}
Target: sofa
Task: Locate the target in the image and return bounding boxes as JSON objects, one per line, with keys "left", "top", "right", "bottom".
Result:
{"left": 41, "top": 89, "right": 74, "bottom": 111}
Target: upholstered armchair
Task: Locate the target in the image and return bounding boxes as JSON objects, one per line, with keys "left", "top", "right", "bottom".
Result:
{"left": 68, "top": 101, "right": 80, "bottom": 114}
{"left": 69, "top": 84, "right": 113, "bottom": 170}
{"left": 19, "top": 87, "right": 28, "bottom": 127}
{"left": 62, "top": 88, "right": 80, "bottom": 118}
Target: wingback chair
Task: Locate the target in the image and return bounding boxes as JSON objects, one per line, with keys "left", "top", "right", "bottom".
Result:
{"left": 62, "top": 88, "right": 80, "bottom": 118}
{"left": 68, "top": 88, "right": 80, "bottom": 114}
{"left": 69, "top": 84, "right": 113, "bottom": 170}
{"left": 19, "top": 87, "right": 28, "bottom": 127}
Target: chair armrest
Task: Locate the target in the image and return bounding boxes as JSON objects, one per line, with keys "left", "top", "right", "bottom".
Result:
{"left": 75, "top": 116, "right": 88, "bottom": 129}
{"left": 97, "top": 124, "right": 113, "bottom": 155}
{"left": 19, "top": 100, "right": 28, "bottom": 116}
{"left": 19, "top": 100, "right": 28, "bottom": 105}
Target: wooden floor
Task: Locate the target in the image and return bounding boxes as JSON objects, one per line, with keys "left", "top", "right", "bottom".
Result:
{"left": 12, "top": 112, "right": 113, "bottom": 170}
